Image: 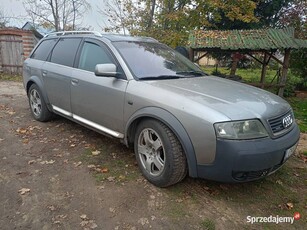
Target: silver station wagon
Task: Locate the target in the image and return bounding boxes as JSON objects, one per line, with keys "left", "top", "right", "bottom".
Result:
{"left": 23, "top": 31, "right": 300, "bottom": 187}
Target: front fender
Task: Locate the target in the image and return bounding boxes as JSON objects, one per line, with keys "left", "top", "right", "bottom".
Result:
{"left": 125, "top": 107, "right": 198, "bottom": 177}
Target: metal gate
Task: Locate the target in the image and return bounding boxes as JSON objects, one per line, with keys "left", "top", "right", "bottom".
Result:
{"left": 0, "top": 34, "right": 24, "bottom": 74}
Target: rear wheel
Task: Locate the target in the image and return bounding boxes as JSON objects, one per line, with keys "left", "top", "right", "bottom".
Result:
{"left": 28, "top": 84, "right": 52, "bottom": 122}
{"left": 134, "top": 119, "right": 187, "bottom": 187}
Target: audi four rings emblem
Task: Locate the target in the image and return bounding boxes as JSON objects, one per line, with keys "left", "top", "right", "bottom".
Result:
{"left": 282, "top": 114, "right": 293, "bottom": 128}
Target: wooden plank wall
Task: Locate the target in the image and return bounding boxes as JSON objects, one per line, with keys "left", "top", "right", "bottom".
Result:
{"left": 0, "top": 29, "right": 36, "bottom": 75}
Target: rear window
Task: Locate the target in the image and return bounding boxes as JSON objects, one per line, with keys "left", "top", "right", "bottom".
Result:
{"left": 50, "top": 38, "right": 82, "bottom": 67}
{"left": 31, "top": 39, "right": 56, "bottom": 61}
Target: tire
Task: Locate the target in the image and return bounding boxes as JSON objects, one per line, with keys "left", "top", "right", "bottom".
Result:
{"left": 28, "top": 84, "right": 52, "bottom": 122}
{"left": 134, "top": 119, "right": 187, "bottom": 187}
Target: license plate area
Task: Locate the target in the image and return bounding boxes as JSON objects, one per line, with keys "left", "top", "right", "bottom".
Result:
{"left": 283, "top": 143, "right": 298, "bottom": 163}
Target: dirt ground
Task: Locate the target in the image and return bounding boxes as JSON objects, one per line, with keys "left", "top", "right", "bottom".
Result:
{"left": 0, "top": 81, "right": 306, "bottom": 230}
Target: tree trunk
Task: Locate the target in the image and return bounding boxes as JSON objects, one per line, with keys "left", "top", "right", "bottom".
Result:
{"left": 230, "top": 56, "right": 239, "bottom": 75}
{"left": 147, "top": 0, "right": 156, "bottom": 28}
{"left": 278, "top": 49, "right": 291, "bottom": 97}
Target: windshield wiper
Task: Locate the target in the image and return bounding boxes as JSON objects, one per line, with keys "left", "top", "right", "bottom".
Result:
{"left": 140, "top": 75, "right": 183, "bottom": 80}
{"left": 176, "top": 70, "right": 206, "bottom": 76}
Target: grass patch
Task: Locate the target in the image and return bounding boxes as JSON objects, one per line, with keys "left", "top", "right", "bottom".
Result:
{"left": 200, "top": 219, "right": 215, "bottom": 230}
{"left": 79, "top": 144, "right": 140, "bottom": 183}
{"left": 287, "top": 97, "right": 307, "bottom": 133}
{"left": 164, "top": 202, "right": 188, "bottom": 219}
{"left": 202, "top": 66, "right": 278, "bottom": 83}
{"left": 0, "top": 73, "right": 22, "bottom": 82}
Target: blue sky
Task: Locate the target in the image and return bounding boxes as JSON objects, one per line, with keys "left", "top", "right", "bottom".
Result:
{"left": 1, "top": 0, "right": 107, "bottom": 31}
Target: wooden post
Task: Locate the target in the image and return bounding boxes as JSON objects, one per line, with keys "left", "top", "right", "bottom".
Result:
{"left": 278, "top": 49, "right": 291, "bottom": 97}
{"left": 230, "top": 52, "right": 239, "bottom": 75}
{"left": 260, "top": 52, "right": 268, "bottom": 88}
{"left": 189, "top": 48, "right": 194, "bottom": 62}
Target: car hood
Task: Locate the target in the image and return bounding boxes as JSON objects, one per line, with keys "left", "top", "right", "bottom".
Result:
{"left": 147, "top": 76, "right": 290, "bottom": 120}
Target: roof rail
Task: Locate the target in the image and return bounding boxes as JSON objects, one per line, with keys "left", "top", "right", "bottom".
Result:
{"left": 44, "top": 31, "right": 102, "bottom": 37}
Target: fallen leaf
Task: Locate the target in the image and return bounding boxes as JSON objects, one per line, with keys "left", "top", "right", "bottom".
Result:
{"left": 40, "top": 160, "right": 55, "bottom": 165}
{"left": 107, "top": 176, "right": 115, "bottom": 182}
{"left": 91, "top": 150, "right": 101, "bottom": 156}
{"left": 138, "top": 217, "right": 149, "bottom": 226}
{"left": 87, "top": 164, "right": 96, "bottom": 169}
{"left": 89, "top": 221, "right": 98, "bottom": 229}
{"left": 80, "top": 220, "right": 88, "bottom": 227}
{"left": 22, "top": 139, "right": 29, "bottom": 144}
{"left": 74, "top": 161, "right": 82, "bottom": 167}
{"left": 286, "top": 202, "right": 294, "bottom": 210}
{"left": 18, "top": 188, "right": 30, "bottom": 195}
{"left": 101, "top": 168, "right": 108, "bottom": 173}
{"left": 276, "top": 180, "right": 283, "bottom": 185}
{"left": 16, "top": 128, "right": 27, "bottom": 134}
{"left": 118, "top": 175, "right": 125, "bottom": 180}
{"left": 80, "top": 214, "right": 88, "bottom": 220}
{"left": 47, "top": 205, "right": 56, "bottom": 211}
{"left": 28, "top": 160, "right": 36, "bottom": 165}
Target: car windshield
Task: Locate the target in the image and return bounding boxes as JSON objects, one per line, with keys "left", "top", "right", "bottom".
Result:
{"left": 113, "top": 41, "right": 205, "bottom": 80}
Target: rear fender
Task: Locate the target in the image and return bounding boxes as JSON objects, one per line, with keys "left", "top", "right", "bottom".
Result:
{"left": 26, "top": 76, "right": 52, "bottom": 111}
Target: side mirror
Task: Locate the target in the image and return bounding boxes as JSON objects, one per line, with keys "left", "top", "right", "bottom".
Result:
{"left": 95, "top": 63, "right": 119, "bottom": 77}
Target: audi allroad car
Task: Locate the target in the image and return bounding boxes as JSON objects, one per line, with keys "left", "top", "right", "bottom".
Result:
{"left": 23, "top": 31, "right": 300, "bottom": 187}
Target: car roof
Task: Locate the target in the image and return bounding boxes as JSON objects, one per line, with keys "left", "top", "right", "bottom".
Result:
{"left": 44, "top": 31, "right": 158, "bottom": 43}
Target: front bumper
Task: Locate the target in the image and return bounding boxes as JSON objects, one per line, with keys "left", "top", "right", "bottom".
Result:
{"left": 197, "top": 124, "right": 300, "bottom": 182}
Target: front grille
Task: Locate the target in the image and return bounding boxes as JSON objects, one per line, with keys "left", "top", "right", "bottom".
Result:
{"left": 268, "top": 111, "right": 293, "bottom": 135}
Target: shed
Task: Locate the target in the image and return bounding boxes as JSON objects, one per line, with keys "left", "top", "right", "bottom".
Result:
{"left": 0, "top": 28, "right": 41, "bottom": 74}
{"left": 188, "top": 28, "right": 307, "bottom": 96}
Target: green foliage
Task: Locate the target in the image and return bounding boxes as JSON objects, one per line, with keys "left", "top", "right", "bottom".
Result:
{"left": 287, "top": 97, "right": 307, "bottom": 133}
{"left": 289, "top": 49, "right": 307, "bottom": 90}
{"left": 0, "top": 73, "right": 22, "bottom": 82}
{"left": 208, "top": 0, "right": 292, "bottom": 29}
{"left": 103, "top": 0, "right": 258, "bottom": 47}
{"left": 200, "top": 219, "right": 215, "bottom": 230}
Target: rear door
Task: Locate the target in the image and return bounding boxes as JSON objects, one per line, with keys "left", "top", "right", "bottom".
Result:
{"left": 42, "top": 38, "right": 82, "bottom": 116}
{"left": 71, "top": 39, "right": 128, "bottom": 137}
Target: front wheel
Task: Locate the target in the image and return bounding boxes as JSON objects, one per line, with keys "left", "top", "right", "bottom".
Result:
{"left": 28, "top": 84, "right": 52, "bottom": 122}
{"left": 134, "top": 119, "right": 187, "bottom": 187}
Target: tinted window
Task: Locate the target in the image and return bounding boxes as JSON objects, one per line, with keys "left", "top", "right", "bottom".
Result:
{"left": 31, "top": 39, "right": 56, "bottom": 61}
{"left": 78, "top": 42, "right": 114, "bottom": 72}
{"left": 50, "top": 38, "right": 81, "bottom": 67}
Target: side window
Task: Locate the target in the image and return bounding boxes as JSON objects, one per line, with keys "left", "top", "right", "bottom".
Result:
{"left": 31, "top": 39, "right": 56, "bottom": 61}
{"left": 50, "top": 38, "right": 81, "bottom": 67}
{"left": 78, "top": 42, "right": 114, "bottom": 72}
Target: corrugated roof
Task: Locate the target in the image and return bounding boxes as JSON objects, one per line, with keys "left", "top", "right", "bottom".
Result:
{"left": 189, "top": 28, "right": 307, "bottom": 50}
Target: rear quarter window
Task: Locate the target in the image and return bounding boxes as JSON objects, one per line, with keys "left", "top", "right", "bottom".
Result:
{"left": 31, "top": 39, "right": 57, "bottom": 61}
{"left": 50, "top": 38, "right": 82, "bottom": 67}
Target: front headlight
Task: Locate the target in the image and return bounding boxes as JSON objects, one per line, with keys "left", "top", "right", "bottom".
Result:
{"left": 214, "top": 120, "right": 268, "bottom": 140}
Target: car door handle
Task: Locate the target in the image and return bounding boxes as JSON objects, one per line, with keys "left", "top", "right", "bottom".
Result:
{"left": 71, "top": 79, "right": 79, "bottom": 85}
